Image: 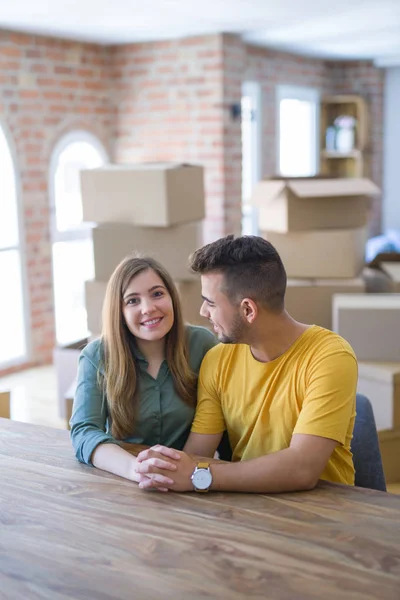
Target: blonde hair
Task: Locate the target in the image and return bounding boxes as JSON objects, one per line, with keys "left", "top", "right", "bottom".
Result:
{"left": 101, "top": 255, "right": 197, "bottom": 439}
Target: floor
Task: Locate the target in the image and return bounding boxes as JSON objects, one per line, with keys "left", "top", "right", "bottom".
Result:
{"left": 1, "top": 365, "right": 400, "bottom": 495}
{"left": 0, "top": 365, "right": 66, "bottom": 430}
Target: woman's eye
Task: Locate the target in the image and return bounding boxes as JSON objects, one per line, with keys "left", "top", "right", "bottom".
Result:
{"left": 153, "top": 291, "right": 164, "bottom": 298}
{"left": 127, "top": 298, "right": 139, "bottom": 305}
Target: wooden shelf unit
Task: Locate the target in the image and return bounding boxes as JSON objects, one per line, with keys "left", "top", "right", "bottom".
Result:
{"left": 320, "top": 95, "right": 369, "bottom": 178}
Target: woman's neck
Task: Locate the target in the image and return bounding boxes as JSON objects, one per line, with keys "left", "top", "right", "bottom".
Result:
{"left": 135, "top": 337, "right": 166, "bottom": 363}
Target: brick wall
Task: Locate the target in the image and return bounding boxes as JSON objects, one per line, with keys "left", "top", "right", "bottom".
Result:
{"left": 110, "top": 33, "right": 243, "bottom": 243}
{"left": 245, "top": 46, "right": 329, "bottom": 177}
{"left": 0, "top": 29, "right": 385, "bottom": 375}
{"left": 0, "top": 29, "right": 113, "bottom": 375}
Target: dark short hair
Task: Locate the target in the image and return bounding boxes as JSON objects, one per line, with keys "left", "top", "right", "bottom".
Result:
{"left": 189, "top": 235, "right": 287, "bottom": 312}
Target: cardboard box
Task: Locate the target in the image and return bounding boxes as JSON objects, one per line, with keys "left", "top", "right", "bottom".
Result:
{"left": 86, "top": 278, "right": 211, "bottom": 335}
{"left": 252, "top": 178, "right": 379, "bottom": 233}
{"left": 0, "top": 391, "right": 11, "bottom": 419}
{"left": 93, "top": 222, "right": 201, "bottom": 283}
{"left": 81, "top": 163, "right": 205, "bottom": 227}
{"left": 379, "top": 428, "right": 400, "bottom": 484}
{"left": 285, "top": 278, "right": 365, "bottom": 330}
{"left": 357, "top": 362, "right": 400, "bottom": 430}
{"left": 333, "top": 294, "right": 400, "bottom": 361}
{"left": 175, "top": 280, "right": 212, "bottom": 329}
{"left": 361, "top": 267, "right": 394, "bottom": 293}
{"left": 85, "top": 280, "right": 105, "bottom": 335}
{"left": 380, "top": 262, "right": 400, "bottom": 292}
{"left": 53, "top": 339, "right": 88, "bottom": 419}
{"left": 264, "top": 228, "right": 367, "bottom": 278}
{"left": 365, "top": 253, "right": 400, "bottom": 293}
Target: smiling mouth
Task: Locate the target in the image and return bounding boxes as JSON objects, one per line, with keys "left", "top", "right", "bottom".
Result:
{"left": 141, "top": 317, "right": 163, "bottom": 327}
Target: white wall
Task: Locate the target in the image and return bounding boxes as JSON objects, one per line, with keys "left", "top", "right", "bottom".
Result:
{"left": 383, "top": 67, "right": 400, "bottom": 232}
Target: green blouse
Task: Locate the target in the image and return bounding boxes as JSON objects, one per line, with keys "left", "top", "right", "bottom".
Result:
{"left": 70, "top": 325, "right": 216, "bottom": 465}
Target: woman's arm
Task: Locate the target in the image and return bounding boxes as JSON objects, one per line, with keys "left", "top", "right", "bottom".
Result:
{"left": 91, "top": 443, "right": 140, "bottom": 482}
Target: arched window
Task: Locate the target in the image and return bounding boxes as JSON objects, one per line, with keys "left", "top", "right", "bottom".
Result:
{"left": 49, "top": 131, "right": 108, "bottom": 345}
{"left": 0, "top": 124, "right": 27, "bottom": 366}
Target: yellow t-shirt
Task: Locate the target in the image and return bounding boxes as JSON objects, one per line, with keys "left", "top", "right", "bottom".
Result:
{"left": 192, "top": 326, "right": 357, "bottom": 485}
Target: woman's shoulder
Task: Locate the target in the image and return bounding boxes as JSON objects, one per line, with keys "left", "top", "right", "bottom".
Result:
{"left": 186, "top": 324, "right": 216, "bottom": 344}
{"left": 186, "top": 325, "right": 218, "bottom": 368}
{"left": 81, "top": 337, "right": 104, "bottom": 367}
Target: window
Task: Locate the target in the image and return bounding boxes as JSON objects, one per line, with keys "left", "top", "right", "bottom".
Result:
{"left": 277, "top": 85, "right": 319, "bottom": 177}
{"left": 241, "top": 82, "right": 262, "bottom": 235}
{"left": 0, "top": 124, "right": 27, "bottom": 367}
{"left": 49, "top": 131, "right": 108, "bottom": 345}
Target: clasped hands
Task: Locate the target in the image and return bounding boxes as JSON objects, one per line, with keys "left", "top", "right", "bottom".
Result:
{"left": 134, "top": 445, "right": 197, "bottom": 492}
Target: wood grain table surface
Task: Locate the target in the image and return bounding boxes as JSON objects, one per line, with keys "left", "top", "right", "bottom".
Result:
{"left": 1, "top": 418, "right": 400, "bottom": 600}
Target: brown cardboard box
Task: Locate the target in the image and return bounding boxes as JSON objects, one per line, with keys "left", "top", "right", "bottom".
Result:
{"left": 85, "top": 280, "right": 105, "bottom": 335}
{"left": 81, "top": 163, "right": 205, "bottom": 227}
{"left": 252, "top": 178, "right": 379, "bottom": 233}
{"left": 332, "top": 294, "right": 400, "bottom": 361}
{"left": 379, "top": 428, "right": 400, "bottom": 484}
{"left": 92, "top": 222, "right": 201, "bottom": 283}
{"left": 380, "top": 262, "right": 400, "bottom": 292}
{"left": 175, "top": 280, "right": 212, "bottom": 329}
{"left": 0, "top": 391, "right": 11, "bottom": 419}
{"left": 53, "top": 339, "right": 88, "bottom": 419}
{"left": 86, "top": 278, "right": 211, "bottom": 335}
{"left": 285, "top": 278, "right": 365, "bottom": 330}
{"left": 264, "top": 228, "right": 367, "bottom": 278}
{"left": 357, "top": 362, "right": 400, "bottom": 430}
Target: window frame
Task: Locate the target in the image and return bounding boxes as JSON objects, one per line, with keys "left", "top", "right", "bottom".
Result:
{"left": 49, "top": 130, "right": 109, "bottom": 244}
{"left": 48, "top": 130, "right": 109, "bottom": 345}
{"left": 276, "top": 84, "right": 320, "bottom": 177}
{"left": 0, "top": 120, "right": 30, "bottom": 369}
{"left": 241, "top": 81, "right": 262, "bottom": 235}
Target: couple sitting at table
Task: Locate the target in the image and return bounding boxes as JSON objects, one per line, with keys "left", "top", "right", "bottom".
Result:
{"left": 70, "top": 234, "right": 357, "bottom": 494}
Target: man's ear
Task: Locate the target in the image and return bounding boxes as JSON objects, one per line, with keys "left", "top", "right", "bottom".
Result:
{"left": 240, "top": 298, "right": 257, "bottom": 323}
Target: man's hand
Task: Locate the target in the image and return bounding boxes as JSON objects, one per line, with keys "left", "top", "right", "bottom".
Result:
{"left": 135, "top": 446, "right": 196, "bottom": 492}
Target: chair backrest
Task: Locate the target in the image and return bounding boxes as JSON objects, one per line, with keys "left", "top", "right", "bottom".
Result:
{"left": 351, "top": 393, "right": 387, "bottom": 492}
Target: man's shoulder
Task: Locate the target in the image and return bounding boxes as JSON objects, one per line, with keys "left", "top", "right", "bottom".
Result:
{"left": 202, "top": 341, "right": 247, "bottom": 364}
{"left": 307, "top": 326, "right": 357, "bottom": 360}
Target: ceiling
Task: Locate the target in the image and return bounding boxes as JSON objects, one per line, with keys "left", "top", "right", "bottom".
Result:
{"left": 1, "top": 0, "right": 400, "bottom": 65}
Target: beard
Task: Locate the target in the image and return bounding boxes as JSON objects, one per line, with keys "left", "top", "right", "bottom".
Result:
{"left": 218, "top": 313, "right": 248, "bottom": 344}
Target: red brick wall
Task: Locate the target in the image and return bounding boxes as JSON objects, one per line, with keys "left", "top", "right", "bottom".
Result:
{"left": 0, "top": 30, "right": 113, "bottom": 375}
{"left": 110, "top": 33, "right": 243, "bottom": 243}
{"left": 245, "top": 47, "right": 329, "bottom": 177}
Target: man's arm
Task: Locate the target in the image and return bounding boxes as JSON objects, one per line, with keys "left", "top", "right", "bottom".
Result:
{"left": 135, "top": 433, "right": 337, "bottom": 492}
{"left": 136, "top": 345, "right": 357, "bottom": 493}
{"left": 183, "top": 432, "right": 223, "bottom": 457}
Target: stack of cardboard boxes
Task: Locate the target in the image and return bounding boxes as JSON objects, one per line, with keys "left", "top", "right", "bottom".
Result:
{"left": 80, "top": 163, "right": 208, "bottom": 336}
{"left": 333, "top": 292, "right": 400, "bottom": 483}
{"left": 55, "top": 163, "right": 208, "bottom": 425}
{"left": 251, "top": 177, "right": 379, "bottom": 330}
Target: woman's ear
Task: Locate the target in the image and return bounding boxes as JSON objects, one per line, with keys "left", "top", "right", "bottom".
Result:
{"left": 241, "top": 298, "right": 257, "bottom": 324}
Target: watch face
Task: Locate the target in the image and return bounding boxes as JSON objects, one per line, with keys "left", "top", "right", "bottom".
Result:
{"left": 193, "top": 468, "right": 212, "bottom": 490}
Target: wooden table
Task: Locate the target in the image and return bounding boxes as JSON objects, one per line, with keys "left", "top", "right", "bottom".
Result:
{"left": 1, "top": 419, "right": 400, "bottom": 600}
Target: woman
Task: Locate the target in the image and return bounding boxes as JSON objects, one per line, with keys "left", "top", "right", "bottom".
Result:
{"left": 70, "top": 255, "right": 216, "bottom": 485}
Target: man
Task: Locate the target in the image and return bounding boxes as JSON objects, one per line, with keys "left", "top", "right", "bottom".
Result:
{"left": 135, "top": 235, "right": 357, "bottom": 494}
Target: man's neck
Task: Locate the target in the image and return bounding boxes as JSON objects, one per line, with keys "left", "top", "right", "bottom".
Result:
{"left": 249, "top": 312, "right": 311, "bottom": 363}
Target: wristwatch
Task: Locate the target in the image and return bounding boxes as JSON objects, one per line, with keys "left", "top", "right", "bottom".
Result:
{"left": 191, "top": 462, "right": 213, "bottom": 492}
